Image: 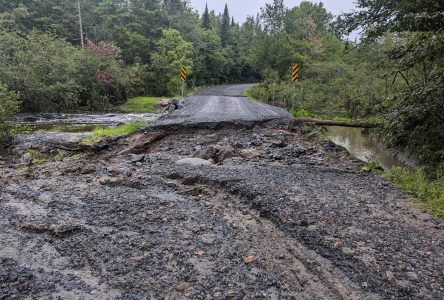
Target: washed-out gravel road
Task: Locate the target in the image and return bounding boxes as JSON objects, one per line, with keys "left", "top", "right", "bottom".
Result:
{"left": 153, "top": 84, "right": 291, "bottom": 128}
{"left": 0, "top": 85, "right": 442, "bottom": 299}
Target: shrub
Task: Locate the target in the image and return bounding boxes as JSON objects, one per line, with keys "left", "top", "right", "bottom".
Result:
{"left": 0, "top": 84, "right": 20, "bottom": 139}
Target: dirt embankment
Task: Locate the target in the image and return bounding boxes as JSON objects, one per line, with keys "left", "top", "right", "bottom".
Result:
{"left": 0, "top": 125, "right": 443, "bottom": 299}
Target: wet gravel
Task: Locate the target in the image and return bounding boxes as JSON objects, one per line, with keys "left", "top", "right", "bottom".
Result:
{"left": 1, "top": 125, "right": 443, "bottom": 299}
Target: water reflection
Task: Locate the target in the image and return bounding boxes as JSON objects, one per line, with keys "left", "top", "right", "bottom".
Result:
{"left": 326, "top": 126, "right": 406, "bottom": 170}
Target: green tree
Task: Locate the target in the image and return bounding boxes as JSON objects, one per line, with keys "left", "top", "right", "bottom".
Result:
{"left": 337, "top": 0, "right": 444, "bottom": 163}
{"left": 220, "top": 4, "right": 231, "bottom": 47}
{"left": 202, "top": 2, "right": 210, "bottom": 30}
{"left": 150, "top": 29, "right": 193, "bottom": 96}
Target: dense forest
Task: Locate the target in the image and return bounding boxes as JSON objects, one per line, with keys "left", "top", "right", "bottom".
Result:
{"left": 0, "top": 0, "right": 443, "bottom": 166}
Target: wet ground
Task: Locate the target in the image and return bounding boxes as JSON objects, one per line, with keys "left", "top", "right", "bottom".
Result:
{"left": 0, "top": 126, "right": 443, "bottom": 299}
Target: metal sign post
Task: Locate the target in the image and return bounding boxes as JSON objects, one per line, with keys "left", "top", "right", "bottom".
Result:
{"left": 291, "top": 64, "right": 300, "bottom": 110}
{"left": 292, "top": 64, "right": 299, "bottom": 82}
{"left": 180, "top": 66, "right": 187, "bottom": 99}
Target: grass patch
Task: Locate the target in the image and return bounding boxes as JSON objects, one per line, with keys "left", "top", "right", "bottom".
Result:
{"left": 290, "top": 108, "right": 318, "bottom": 119}
{"left": 81, "top": 121, "right": 147, "bottom": 145}
{"left": 383, "top": 167, "right": 444, "bottom": 218}
{"left": 117, "top": 96, "right": 161, "bottom": 113}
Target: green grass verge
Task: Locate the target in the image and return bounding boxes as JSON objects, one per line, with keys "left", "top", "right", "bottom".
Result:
{"left": 81, "top": 121, "right": 147, "bottom": 145}
{"left": 383, "top": 167, "right": 444, "bottom": 218}
{"left": 117, "top": 96, "right": 161, "bottom": 113}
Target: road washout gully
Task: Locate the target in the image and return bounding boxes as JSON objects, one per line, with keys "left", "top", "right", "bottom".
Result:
{"left": 0, "top": 85, "right": 443, "bottom": 299}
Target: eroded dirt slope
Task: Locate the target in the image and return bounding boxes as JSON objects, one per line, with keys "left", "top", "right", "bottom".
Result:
{"left": 0, "top": 127, "right": 443, "bottom": 299}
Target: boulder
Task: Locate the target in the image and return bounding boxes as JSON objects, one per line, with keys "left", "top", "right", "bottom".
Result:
{"left": 196, "top": 144, "right": 235, "bottom": 163}
{"left": 157, "top": 98, "right": 172, "bottom": 107}
{"left": 240, "top": 149, "right": 261, "bottom": 159}
{"left": 175, "top": 158, "right": 213, "bottom": 167}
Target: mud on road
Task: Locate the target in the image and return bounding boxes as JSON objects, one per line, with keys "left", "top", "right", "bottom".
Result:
{"left": 1, "top": 125, "right": 443, "bottom": 299}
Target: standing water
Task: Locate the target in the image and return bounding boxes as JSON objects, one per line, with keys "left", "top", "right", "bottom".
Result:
{"left": 326, "top": 126, "right": 408, "bottom": 170}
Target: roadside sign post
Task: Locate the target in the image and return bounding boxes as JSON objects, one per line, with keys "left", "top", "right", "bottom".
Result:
{"left": 292, "top": 64, "right": 299, "bottom": 82}
{"left": 180, "top": 66, "right": 187, "bottom": 99}
{"left": 291, "top": 64, "right": 299, "bottom": 110}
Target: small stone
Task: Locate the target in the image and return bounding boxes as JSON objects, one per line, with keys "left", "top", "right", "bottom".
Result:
{"left": 200, "top": 234, "right": 216, "bottom": 245}
{"left": 341, "top": 247, "right": 356, "bottom": 256}
{"left": 244, "top": 256, "right": 257, "bottom": 264}
{"left": 406, "top": 272, "right": 419, "bottom": 281}
{"left": 362, "top": 282, "right": 369, "bottom": 288}
{"left": 175, "top": 158, "right": 213, "bottom": 167}
{"left": 176, "top": 282, "right": 189, "bottom": 292}
{"left": 300, "top": 219, "right": 309, "bottom": 227}
{"left": 293, "top": 146, "right": 307, "bottom": 154}
{"left": 196, "top": 251, "right": 205, "bottom": 257}
{"left": 128, "top": 154, "right": 145, "bottom": 164}
{"left": 386, "top": 271, "right": 396, "bottom": 282}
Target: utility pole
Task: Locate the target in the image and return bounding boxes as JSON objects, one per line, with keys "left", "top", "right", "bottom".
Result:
{"left": 78, "top": 2, "right": 84, "bottom": 47}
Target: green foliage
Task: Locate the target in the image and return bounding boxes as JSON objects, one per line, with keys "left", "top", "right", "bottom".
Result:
{"left": 291, "top": 108, "right": 317, "bottom": 118}
{"left": 150, "top": 29, "right": 193, "bottom": 96}
{"left": 117, "top": 96, "right": 161, "bottom": 113}
{"left": 335, "top": 1, "right": 444, "bottom": 165}
{"left": 81, "top": 121, "right": 147, "bottom": 145}
{"left": 202, "top": 3, "right": 211, "bottom": 30}
{"left": 220, "top": 4, "right": 231, "bottom": 47}
{"left": 383, "top": 168, "right": 444, "bottom": 218}
{"left": 0, "top": 30, "right": 128, "bottom": 112}
{"left": 0, "top": 84, "right": 20, "bottom": 138}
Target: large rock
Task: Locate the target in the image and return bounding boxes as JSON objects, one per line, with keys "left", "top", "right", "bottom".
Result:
{"left": 240, "top": 149, "right": 261, "bottom": 159}
{"left": 196, "top": 144, "right": 235, "bottom": 163}
{"left": 117, "top": 132, "right": 166, "bottom": 156}
{"left": 175, "top": 158, "right": 213, "bottom": 167}
{"left": 157, "top": 98, "right": 172, "bottom": 107}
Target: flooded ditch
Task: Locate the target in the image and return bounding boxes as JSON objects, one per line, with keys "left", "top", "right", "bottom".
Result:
{"left": 326, "top": 126, "right": 413, "bottom": 170}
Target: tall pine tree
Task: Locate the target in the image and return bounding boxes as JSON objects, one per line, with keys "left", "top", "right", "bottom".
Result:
{"left": 202, "top": 2, "right": 210, "bottom": 29}
{"left": 220, "top": 4, "right": 231, "bottom": 47}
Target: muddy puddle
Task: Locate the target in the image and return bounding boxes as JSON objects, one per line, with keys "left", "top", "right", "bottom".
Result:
{"left": 326, "top": 126, "right": 410, "bottom": 170}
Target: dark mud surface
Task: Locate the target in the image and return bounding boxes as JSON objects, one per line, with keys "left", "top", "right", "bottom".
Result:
{"left": 1, "top": 126, "right": 443, "bottom": 299}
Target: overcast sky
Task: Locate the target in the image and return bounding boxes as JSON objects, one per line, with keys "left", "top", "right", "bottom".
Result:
{"left": 188, "top": 0, "right": 357, "bottom": 22}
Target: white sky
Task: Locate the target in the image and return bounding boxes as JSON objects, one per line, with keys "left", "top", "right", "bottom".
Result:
{"left": 188, "top": 0, "right": 357, "bottom": 22}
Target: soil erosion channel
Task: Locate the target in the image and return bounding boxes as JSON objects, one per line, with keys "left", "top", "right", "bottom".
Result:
{"left": 0, "top": 85, "right": 442, "bottom": 299}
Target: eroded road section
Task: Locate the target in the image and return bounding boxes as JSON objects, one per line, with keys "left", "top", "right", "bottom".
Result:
{"left": 0, "top": 85, "right": 443, "bottom": 299}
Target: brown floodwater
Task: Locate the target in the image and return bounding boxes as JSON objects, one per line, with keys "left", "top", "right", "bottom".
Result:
{"left": 326, "top": 126, "right": 408, "bottom": 170}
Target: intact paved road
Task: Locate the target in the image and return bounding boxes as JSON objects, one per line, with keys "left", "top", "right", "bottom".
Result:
{"left": 154, "top": 84, "right": 291, "bottom": 128}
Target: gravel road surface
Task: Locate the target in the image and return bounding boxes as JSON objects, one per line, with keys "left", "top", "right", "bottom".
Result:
{"left": 153, "top": 84, "right": 291, "bottom": 128}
